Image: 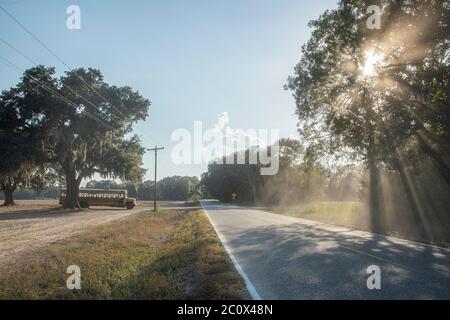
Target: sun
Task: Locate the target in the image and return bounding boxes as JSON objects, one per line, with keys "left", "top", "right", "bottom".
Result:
{"left": 361, "top": 51, "right": 384, "bottom": 77}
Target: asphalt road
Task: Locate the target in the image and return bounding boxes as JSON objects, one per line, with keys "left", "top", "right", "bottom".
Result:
{"left": 200, "top": 200, "right": 450, "bottom": 299}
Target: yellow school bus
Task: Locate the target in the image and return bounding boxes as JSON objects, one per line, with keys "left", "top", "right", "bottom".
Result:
{"left": 59, "top": 189, "right": 137, "bottom": 209}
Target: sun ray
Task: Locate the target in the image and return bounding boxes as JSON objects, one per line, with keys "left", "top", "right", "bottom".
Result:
{"left": 360, "top": 51, "right": 385, "bottom": 77}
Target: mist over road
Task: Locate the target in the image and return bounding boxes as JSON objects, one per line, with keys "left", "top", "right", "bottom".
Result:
{"left": 200, "top": 200, "right": 450, "bottom": 299}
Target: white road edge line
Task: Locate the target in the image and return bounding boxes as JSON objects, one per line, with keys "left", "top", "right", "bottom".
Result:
{"left": 200, "top": 201, "right": 262, "bottom": 300}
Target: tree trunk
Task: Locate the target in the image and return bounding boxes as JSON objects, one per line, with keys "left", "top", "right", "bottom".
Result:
{"left": 368, "top": 156, "right": 383, "bottom": 233}
{"left": 2, "top": 182, "right": 16, "bottom": 206}
{"left": 286, "top": 169, "right": 289, "bottom": 188}
{"left": 362, "top": 86, "right": 383, "bottom": 233}
{"left": 251, "top": 183, "right": 257, "bottom": 205}
{"left": 63, "top": 163, "right": 80, "bottom": 209}
{"left": 366, "top": 109, "right": 383, "bottom": 233}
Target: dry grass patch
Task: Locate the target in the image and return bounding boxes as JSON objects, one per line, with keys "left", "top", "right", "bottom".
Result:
{"left": 0, "top": 209, "right": 247, "bottom": 299}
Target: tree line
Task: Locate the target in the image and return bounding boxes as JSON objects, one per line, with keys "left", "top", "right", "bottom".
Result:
{"left": 0, "top": 175, "right": 200, "bottom": 202}
{"left": 86, "top": 176, "right": 200, "bottom": 201}
{"left": 201, "top": 139, "right": 361, "bottom": 205}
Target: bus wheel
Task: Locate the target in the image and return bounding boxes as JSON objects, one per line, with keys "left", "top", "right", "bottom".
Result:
{"left": 80, "top": 201, "right": 89, "bottom": 209}
{"left": 126, "top": 204, "right": 134, "bottom": 210}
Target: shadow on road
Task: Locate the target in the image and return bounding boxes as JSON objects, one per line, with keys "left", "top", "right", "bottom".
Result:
{"left": 202, "top": 201, "right": 450, "bottom": 299}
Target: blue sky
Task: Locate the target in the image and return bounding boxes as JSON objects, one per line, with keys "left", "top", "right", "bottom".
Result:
{"left": 0, "top": 0, "right": 338, "bottom": 180}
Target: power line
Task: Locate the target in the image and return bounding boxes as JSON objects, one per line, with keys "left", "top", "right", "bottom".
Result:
{"left": 0, "top": 4, "right": 128, "bottom": 120}
{"left": 0, "top": 55, "right": 114, "bottom": 130}
{"left": 0, "top": 36, "right": 122, "bottom": 122}
{"left": 0, "top": 56, "right": 112, "bottom": 130}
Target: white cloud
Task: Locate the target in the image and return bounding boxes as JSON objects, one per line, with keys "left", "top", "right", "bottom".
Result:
{"left": 212, "top": 112, "right": 276, "bottom": 149}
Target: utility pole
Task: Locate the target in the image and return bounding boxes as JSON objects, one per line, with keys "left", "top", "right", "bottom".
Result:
{"left": 147, "top": 146, "right": 164, "bottom": 212}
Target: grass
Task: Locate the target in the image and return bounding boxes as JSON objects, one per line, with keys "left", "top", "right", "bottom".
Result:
{"left": 0, "top": 209, "right": 247, "bottom": 299}
{"left": 269, "top": 201, "right": 363, "bottom": 227}
{"left": 268, "top": 201, "right": 450, "bottom": 248}
{"left": 0, "top": 200, "right": 61, "bottom": 215}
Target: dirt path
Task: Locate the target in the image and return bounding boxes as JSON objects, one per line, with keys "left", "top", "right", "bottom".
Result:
{"left": 0, "top": 200, "right": 151, "bottom": 268}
